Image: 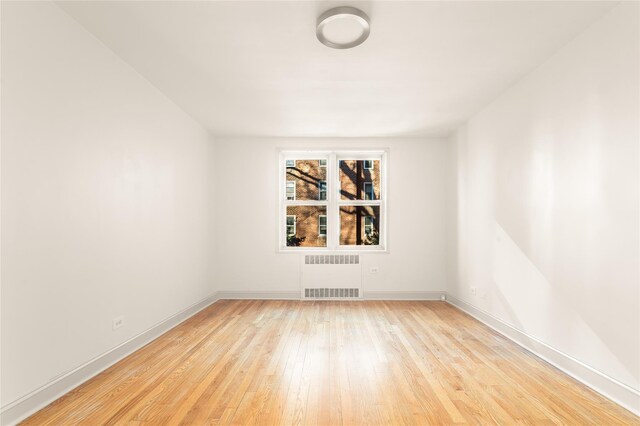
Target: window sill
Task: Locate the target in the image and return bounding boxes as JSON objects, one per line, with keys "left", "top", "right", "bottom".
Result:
{"left": 278, "top": 247, "right": 388, "bottom": 254}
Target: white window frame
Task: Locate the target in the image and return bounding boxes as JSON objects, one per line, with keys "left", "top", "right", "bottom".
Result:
{"left": 363, "top": 182, "right": 374, "bottom": 200}
{"left": 286, "top": 180, "right": 296, "bottom": 200}
{"left": 363, "top": 159, "right": 373, "bottom": 170}
{"left": 279, "top": 150, "right": 387, "bottom": 252}
{"left": 286, "top": 215, "right": 296, "bottom": 236}
{"left": 318, "top": 214, "right": 327, "bottom": 237}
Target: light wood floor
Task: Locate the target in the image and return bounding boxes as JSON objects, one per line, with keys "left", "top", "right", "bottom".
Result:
{"left": 23, "top": 300, "right": 638, "bottom": 425}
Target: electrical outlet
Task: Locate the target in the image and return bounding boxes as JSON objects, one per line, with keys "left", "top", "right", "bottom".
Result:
{"left": 470, "top": 287, "right": 477, "bottom": 296}
{"left": 369, "top": 266, "right": 379, "bottom": 274}
{"left": 112, "top": 316, "right": 125, "bottom": 330}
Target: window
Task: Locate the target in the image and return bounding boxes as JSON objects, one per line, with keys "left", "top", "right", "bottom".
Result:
{"left": 281, "top": 152, "right": 386, "bottom": 250}
{"left": 364, "top": 182, "right": 374, "bottom": 200}
{"left": 318, "top": 215, "right": 327, "bottom": 237}
{"left": 286, "top": 215, "right": 296, "bottom": 236}
{"left": 286, "top": 160, "right": 295, "bottom": 168}
{"left": 364, "top": 216, "right": 373, "bottom": 236}
{"left": 318, "top": 180, "right": 327, "bottom": 200}
{"left": 286, "top": 181, "right": 296, "bottom": 200}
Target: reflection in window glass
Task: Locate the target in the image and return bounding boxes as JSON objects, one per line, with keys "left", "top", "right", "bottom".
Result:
{"left": 286, "top": 160, "right": 295, "bottom": 168}
{"left": 286, "top": 206, "right": 327, "bottom": 247}
{"left": 339, "top": 160, "right": 380, "bottom": 200}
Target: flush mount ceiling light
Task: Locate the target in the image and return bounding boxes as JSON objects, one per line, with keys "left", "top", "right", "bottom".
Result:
{"left": 316, "top": 6, "right": 370, "bottom": 49}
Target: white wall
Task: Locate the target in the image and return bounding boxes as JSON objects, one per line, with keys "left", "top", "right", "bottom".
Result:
{"left": 448, "top": 0, "right": 639, "bottom": 400}
{"left": 1, "top": 1, "right": 215, "bottom": 407}
{"left": 214, "top": 137, "right": 448, "bottom": 296}
{"left": 3, "top": 0, "right": 636, "bottom": 418}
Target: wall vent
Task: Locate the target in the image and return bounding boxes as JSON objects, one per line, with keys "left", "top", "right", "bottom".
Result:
{"left": 304, "top": 254, "right": 359, "bottom": 265}
{"left": 303, "top": 288, "right": 360, "bottom": 299}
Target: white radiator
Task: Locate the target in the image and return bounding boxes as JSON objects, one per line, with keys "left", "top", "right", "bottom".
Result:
{"left": 300, "top": 254, "right": 362, "bottom": 299}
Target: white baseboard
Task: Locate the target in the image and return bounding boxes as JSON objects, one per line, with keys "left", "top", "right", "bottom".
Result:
{"left": 217, "top": 290, "right": 446, "bottom": 301}
{"left": 364, "top": 291, "right": 445, "bottom": 300}
{"left": 217, "top": 290, "right": 300, "bottom": 300}
{"left": 0, "top": 293, "right": 220, "bottom": 426}
{"left": 446, "top": 295, "right": 640, "bottom": 416}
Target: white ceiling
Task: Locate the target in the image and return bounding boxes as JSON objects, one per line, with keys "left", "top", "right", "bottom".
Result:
{"left": 58, "top": 1, "right": 615, "bottom": 138}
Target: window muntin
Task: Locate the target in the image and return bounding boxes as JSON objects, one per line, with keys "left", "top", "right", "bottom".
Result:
{"left": 319, "top": 215, "right": 327, "bottom": 237}
{"left": 281, "top": 151, "right": 385, "bottom": 251}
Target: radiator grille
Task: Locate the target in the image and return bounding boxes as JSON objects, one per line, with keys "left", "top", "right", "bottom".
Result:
{"left": 303, "top": 288, "right": 360, "bottom": 299}
{"left": 304, "top": 254, "right": 359, "bottom": 265}
{"left": 301, "top": 254, "right": 361, "bottom": 300}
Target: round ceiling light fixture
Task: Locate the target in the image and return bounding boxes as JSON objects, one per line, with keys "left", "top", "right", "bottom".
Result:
{"left": 316, "top": 6, "right": 370, "bottom": 49}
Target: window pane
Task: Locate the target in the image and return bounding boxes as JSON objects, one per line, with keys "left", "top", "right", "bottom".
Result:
{"left": 285, "top": 159, "right": 328, "bottom": 201}
{"left": 339, "top": 160, "right": 380, "bottom": 200}
{"left": 286, "top": 206, "right": 327, "bottom": 247}
{"left": 339, "top": 205, "right": 380, "bottom": 246}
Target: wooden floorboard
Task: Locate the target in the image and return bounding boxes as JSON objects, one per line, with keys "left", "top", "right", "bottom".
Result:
{"left": 22, "top": 300, "right": 639, "bottom": 425}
